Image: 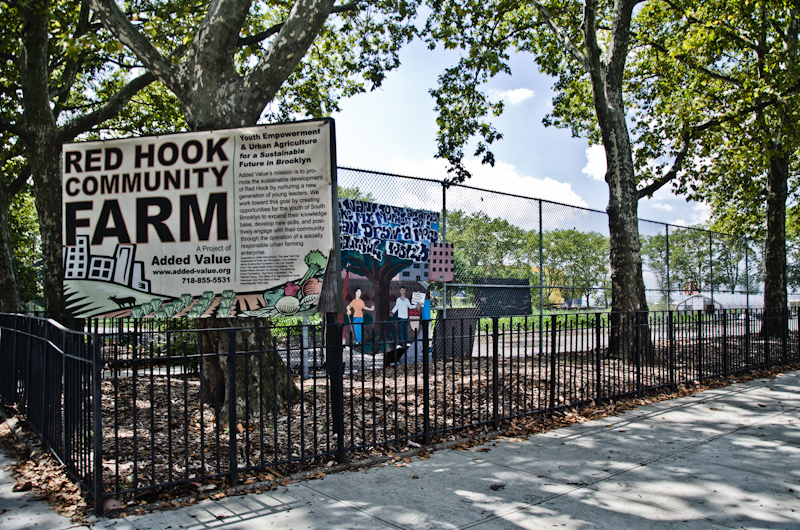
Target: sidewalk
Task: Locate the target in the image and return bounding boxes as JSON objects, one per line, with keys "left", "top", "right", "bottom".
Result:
{"left": 3, "top": 371, "right": 800, "bottom": 530}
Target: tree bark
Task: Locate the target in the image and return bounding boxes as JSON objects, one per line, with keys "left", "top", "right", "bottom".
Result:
{"left": 762, "top": 150, "right": 789, "bottom": 338}
{"left": 0, "top": 205, "right": 21, "bottom": 312}
{"left": 583, "top": 0, "right": 653, "bottom": 361}
{"left": 196, "top": 317, "right": 300, "bottom": 426}
{"left": 19, "top": 2, "right": 65, "bottom": 317}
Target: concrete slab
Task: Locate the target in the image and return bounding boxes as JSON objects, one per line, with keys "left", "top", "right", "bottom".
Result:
{"left": 298, "top": 450, "right": 572, "bottom": 530}
{"left": 0, "top": 451, "right": 74, "bottom": 530}
{"left": 588, "top": 461, "right": 800, "bottom": 529}
{"left": 469, "top": 489, "right": 732, "bottom": 530}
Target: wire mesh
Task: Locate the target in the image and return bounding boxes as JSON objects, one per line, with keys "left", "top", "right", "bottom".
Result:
{"left": 338, "top": 166, "right": 776, "bottom": 314}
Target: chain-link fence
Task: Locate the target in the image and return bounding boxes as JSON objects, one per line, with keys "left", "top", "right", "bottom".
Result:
{"left": 337, "top": 166, "right": 781, "bottom": 315}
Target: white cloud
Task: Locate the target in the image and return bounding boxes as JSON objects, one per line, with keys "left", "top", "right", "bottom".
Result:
{"left": 582, "top": 145, "right": 606, "bottom": 181}
{"left": 382, "top": 157, "right": 590, "bottom": 231}
{"left": 669, "top": 203, "right": 711, "bottom": 228}
{"left": 488, "top": 88, "right": 535, "bottom": 105}
{"left": 650, "top": 203, "right": 675, "bottom": 212}
{"left": 689, "top": 202, "right": 711, "bottom": 226}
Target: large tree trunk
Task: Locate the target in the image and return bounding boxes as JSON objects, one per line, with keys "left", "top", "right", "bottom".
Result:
{"left": 19, "top": 4, "right": 64, "bottom": 318}
{"left": 762, "top": 150, "right": 789, "bottom": 337}
{"left": 197, "top": 317, "right": 301, "bottom": 426}
{"left": 26, "top": 138, "right": 63, "bottom": 318}
{"left": 603, "top": 112, "right": 654, "bottom": 362}
{"left": 582, "top": 0, "right": 653, "bottom": 363}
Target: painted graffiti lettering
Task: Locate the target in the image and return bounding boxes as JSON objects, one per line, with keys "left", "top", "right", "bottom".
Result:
{"left": 340, "top": 234, "right": 384, "bottom": 261}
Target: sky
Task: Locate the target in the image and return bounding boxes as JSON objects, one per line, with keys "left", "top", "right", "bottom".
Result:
{"left": 331, "top": 40, "right": 712, "bottom": 231}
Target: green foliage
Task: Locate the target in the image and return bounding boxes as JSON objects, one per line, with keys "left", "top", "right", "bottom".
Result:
{"left": 445, "top": 209, "right": 532, "bottom": 280}
{"left": 338, "top": 185, "right": 375, "bottom": 202}
{"left": 631, "top": 0, "right": 800, "bottom": 233}
{"left": 641, "top": 228, "right": 760, "bottom": 300}
{"left": 445, "top": 209, "right": 610, "bottom": 307}
{"left": 542, "top": 228, "right": 608, "bottom": 308}
{"left": 9, "top": 186, "right": 42, "bottom": 304}
{"left": 263, "top": 0, "right": 419, "bottom": 121}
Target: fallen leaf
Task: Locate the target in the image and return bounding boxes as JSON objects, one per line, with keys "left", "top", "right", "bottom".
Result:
{"left": 490, "top": 484, "right": 505, "bottom": 491}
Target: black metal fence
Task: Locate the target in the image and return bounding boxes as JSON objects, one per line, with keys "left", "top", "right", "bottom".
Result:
{"left": 1, "top": 309, "right": 798, "bottom": 513}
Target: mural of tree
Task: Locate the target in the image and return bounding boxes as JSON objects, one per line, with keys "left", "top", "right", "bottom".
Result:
{"left": 344, "top": 248, "right": 412, "bottom": 323}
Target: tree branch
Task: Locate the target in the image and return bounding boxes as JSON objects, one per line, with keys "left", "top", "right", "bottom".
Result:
{"left": 243, "top": 0, "right": 337, "bottom": 120}
{"left": 0, "top": 119, "right": 25, "bottom": 136}
{"left": 646, "top": 39, "right": 743, "bottom": 87}
{"left": 636, "top": 91, "right": 794, "bottom": 199}
{"left": 237, "top": 0, "right": 365, "bottom": 48}
{"left": 528, "top": 0, "right": 589, "bottom": 69}
{"left": 7, "top": 165, "right": 31, "bottom": 199}
{"left": 59, "top": 71, "right": 156, "bottom": 141}
{"left": 88, "top": 0, "right": 177, "bottom": 89}
{"left": 50, "top": 0, "right": 93, "bottom": 104}
{"left": 606, "top": 0, "right": 637, "bottom": 85}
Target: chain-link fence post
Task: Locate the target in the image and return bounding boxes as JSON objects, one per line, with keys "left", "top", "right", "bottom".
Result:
{"left": 538, "top": 200, "right": 544, "bottom": 353}
{"left": 666, "top": 225, "right": 671, "bottom": 308}
{"left": 709, "top": 231, "right": 714, "bottom": 307}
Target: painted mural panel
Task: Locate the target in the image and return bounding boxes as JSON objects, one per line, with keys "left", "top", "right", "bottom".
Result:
{"left": 339, "top": 199, "right": 439, "bottom": 350}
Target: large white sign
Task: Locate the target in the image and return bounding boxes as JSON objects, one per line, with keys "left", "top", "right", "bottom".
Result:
{"left": 62, "top": 119, "right": 335, "bottom": 318}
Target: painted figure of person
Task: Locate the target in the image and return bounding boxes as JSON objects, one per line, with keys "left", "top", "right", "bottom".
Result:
{"left": 390, "top": 286, "right": 421, "bottom": 343}
{"left": 346, "top": 288, "right": 374, "bottom": 343}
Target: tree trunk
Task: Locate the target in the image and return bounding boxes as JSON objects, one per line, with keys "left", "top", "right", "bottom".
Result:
{"left": 580, "top": 0, "right": 653, "bottom": 363}
{"left": 762, "top": 150, "right": 788, "bottom": 337}
{"left": 26, "top": 137, "right": 64, "bottom": 318}
{"left": 196, "top": 317, "right": 300, "bottom": 426}
{"left": 0, "top": 204, "right": 21, "bottom": 312}
{"left": 19, "top": 4, "right": 65, "bottom": 318}
{"left": 596, "top": 89, "right": 654, "bottom": 362}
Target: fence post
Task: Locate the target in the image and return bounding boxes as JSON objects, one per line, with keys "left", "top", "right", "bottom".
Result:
{"left": 595, "top": 313, "right": 602, "bottom": 406}
{"left": 635, "top": 314, "right": 642, "bottom": 397}
{"left": 697, "top": 310, "right": 703, "bottom": 381}
{"left": 492, "top": 317, "right": 500, "bottom": 429}
{"left": 325, "top": 313, "right": 346, "bottom": 463}
{"left": 422, "top": 319, "right": 431, "bottom": 444}
{"left": 722, "top": 309, "right": 728, "bottom": 374}
{"left": 668, "top": 311, "right": 675, "bottom": 389}
{"left": 765, "top": 310, "right": 771, "bottom": 366}
{"left": 781, "top": 308, "right": 788, "bottom": 363}
{"left": 227, "top": 329, "right": 238, "bottom": 488}
{"left": 549, "top": 315, "right": 557, "bottom": 414}
{"left": 10, "top": 315, "right": 18, "bottom": 403}
{"left": 92, "top": 333, "right": 104, "bottom": 515}
{"left": 745, "top": 308, "right": 751, "bottom": 368}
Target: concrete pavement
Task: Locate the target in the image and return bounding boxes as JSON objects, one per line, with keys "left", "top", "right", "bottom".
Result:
{"left": 2, "top": 371, "right": 800, "bottom": 529}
